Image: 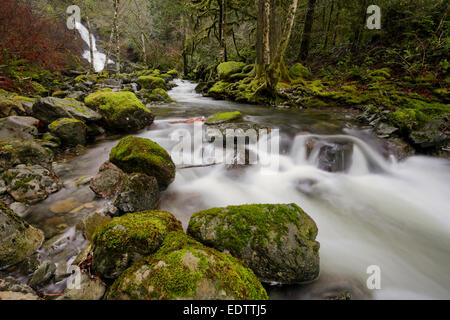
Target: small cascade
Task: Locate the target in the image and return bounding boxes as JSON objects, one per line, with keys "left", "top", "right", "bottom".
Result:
{"left": 75, "top": 22, "right": 113, "bottom": 73}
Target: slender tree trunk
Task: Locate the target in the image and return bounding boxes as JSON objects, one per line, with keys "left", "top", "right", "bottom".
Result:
{"left": 323, "top": 0, "right": 335, "bottom": 50}
{"left": 103, "top": 0, "right": 119, "bottom": 72}
{"left": 263, "top": 0, "right": 271, "bottom": 68}
{"left": 114, "top": 0, "right": 120, "bottom": 78}
{"left": 298, "top": 0, "right": 316, "bottom": 62}
{"left": 218, "top": 0, "right": 227, "bottom": 62}
{"left": 266, "top": 0, "right": 299, "bottom": 94}
{"left": 255, "top": 0, "right": 265, "bottom": 78}
{"left": 86, "top": 17, "right": 94, "bottom": 73}
{"left": 332, "top": 1, "right": 341, "bottom": 47}
{"left": 352, "top": 0, "right": 369, "bottom": 54}
{"left": 181, "top": 16, "right": 189, "bottom": 75}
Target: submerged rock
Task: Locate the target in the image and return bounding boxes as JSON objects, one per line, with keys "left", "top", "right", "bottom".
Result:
{"left": 317, "top": 142, "right": 354, "bottom": 173}
{"left": 109, "top": 136, "right": 176, "bottom": 190}
{"left": 58, "top": 272, "right": 106, "bottom": 300}
{"left": 205, "top": 111, "right": 243, "bottom": 125}
{"left": 29, "top": 260, "right": 56, "bottom": 287}
{"left": 105, "top": 232, "right": 268, "bottom": 300}
{"left": 113, "top": 173, "right": 160, "bottom": 214}
{"left": 0, "top": 201, "right": 44, "bottom": 268}
{"left": 92, "top": 211, "right": 183, "bottom": 279}
{"left": 0, "top": 116, "right": 39, "bottom": 140}
{"left": 2, "top": 165, "right": 61, "bottom": 204}
{"left": 188, "top": 203, "right": 320, "bottom": 284}
{"left": 32, "top": 97, "right": 101, "bottom": 125}
{"left": 84, "top": 89, "right": 154, "bottom": 132}
{"left": 48, "top": 118, "right": 88, "bottom": 146}
{"left": 0, "top": 140, "right": 54, "bottom": 171}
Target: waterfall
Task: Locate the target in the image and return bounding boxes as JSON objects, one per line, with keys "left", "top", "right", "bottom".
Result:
{"left": 75, "top": 22, "right": 113, "bottom": 73}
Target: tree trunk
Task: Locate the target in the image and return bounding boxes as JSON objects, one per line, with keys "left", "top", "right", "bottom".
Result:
{"left": 298, "top": 0, "right": 316, "bottom": 62}
{"left": 351, "top": 0, "right": 369, "bottom": 54}
{"left": 103, "top": 0, "right": 119, "bottom": 72}
{"left": 218, "top": 0, "right": 227, "bottom": 62}
{"left": 86, "top": 17, "right": 94, "bottom": 73}
{"left": 255, "top": 0, "right": 265, "bottom": 78}
{"left": 114, "top": 0, "right": 120, "bottom": 78}
{"left": 266, "top": 0, "right": 298, "bottom": 94}
{"left": 332, "top": 0, "right": 341, "bottom": 47}
{"left": 323, "top": 0, "right": 335, "bottom": 50}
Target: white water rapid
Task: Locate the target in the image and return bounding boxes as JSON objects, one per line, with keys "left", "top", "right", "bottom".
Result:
{"left": 75, "top": 22, "right": 113, "bottom": 72}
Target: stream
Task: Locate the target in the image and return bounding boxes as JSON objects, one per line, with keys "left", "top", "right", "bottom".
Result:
{"left": 9, "top": 80, "right": 450, "bottom": 299}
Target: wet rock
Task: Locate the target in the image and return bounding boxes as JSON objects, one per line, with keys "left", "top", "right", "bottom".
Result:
{"left": 90, "top": 161, "right": 127, "bottom": 198}
{"left": 0, "top": 201, "right": 44, "bottom": 268}
{"left": 105, "top": 232, "right": 268, "bottom": 300}
{"left": 0, "top": 277, "right": 40, "bottom": 300}
{"left": 15, "top": 252, "right": 40, "bottom": 276}
{"left": 188, "top": 203, "right": 320, "bottom": 284}
{"left": 317, "top": 142, "right": 353, "bottom": 172}
{"left": 49, "top": 198, "right": 81, "bottom": 214}
{"left": 409, "top": 130, "right": 449, "bottom": 150}
{"left": 84, "top": 90, "right": 154, "bottom": 132}
{"left": 0, "top": 116, "right": 39, "bottom": 140}
{"left": 2, "top": 165, "right": 61, "bottom": 204}
{"left": 205, "top": 111, "right": 243, "bottom": 125}
{"left": 375, "top": 122, "right": 399, "bottom": 137}
{"left": 9, "top": 202, "right": 30, "bottom": 217}
{"left": 0, "top": 140, "right": 54, "bottom": 171}
{"left": 77, "top": 211, "right": 112, "bottom": 241}
{"left": 48, "top": 118, "right": 87, "bottom": 146}
{"left": 32, "top": 97, "right": 102, "bottom": 125}
{"left": 109, "top": 136, "right": 176, "bottom": 190}
{"left": 92, "top": 211, "right": 183, "bottom": 279}
{"left": 113, "top": 173, "right": 160, "bottom": 214}
{"left": 58, "top": 272, "right": 106, "bottom": 300}
{"left": 29, "top": 260, "right": 56, "bottom": 287}
{"left": 0, "top": 97, "right": 26, "bottom": 117}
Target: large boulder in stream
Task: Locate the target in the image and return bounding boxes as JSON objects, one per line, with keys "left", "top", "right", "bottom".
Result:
{"left": 137, "top": 76, "right": 167, "bottom": 90}
{"left": 0, "top": 201, "right": 44, "bottom": 268}
{"left": 48, "top": 118, "right": 87, "bottom": 146}
{"left": 32, "top": 97, "right": 102, "bottom": 125}
{"left": 109, "top": 136, "right": 176, "bottom": 190}
{"left": 187, "top": 203, "right": 320, "bottom": 284}
{"left": 85, "top": 89, "right": 154, "bottom": 132}
{"left": 105, "top": 232, "right": 268, "bottom": 300}
{"left": 92, "top": 211, "right": 183, "bottom": 279}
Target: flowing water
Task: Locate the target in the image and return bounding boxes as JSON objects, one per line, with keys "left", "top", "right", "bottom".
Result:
{"left": 13, "top": 80, "right": 450, "bottom": 299}
{"left": 75, "top": 22, "right": 113, "bottom": 73}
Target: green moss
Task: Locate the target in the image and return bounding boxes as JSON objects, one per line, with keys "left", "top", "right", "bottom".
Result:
{"left": 205, "top": 111, "right": 243, "bottom": 125}
{"left": 48, "top": 118, "right": 83, "bottom": 130}
{"left": 109, "top": 136, "right": 175, "bottom": 189}
{"left": 85, "top": 90, "right": 151, "bottom": 121}
{"left": 52, "top": 91, "right": 67, "bottom": 98}
{"left": 188, "top": 204, "right": 317, "bottom": 256}
{"left": 217, "top": 61, "right": 246, "bottom": 80}
{"left": 137, "top": 76, "right": 167, "bottom": 90}
{"left": 106, "top": 231, "right": 268, "bottom": 300}
{"left": 74, "top": 75, "right": 88, "bottom": 83}
{"left": 289, "top": 63, "right": 312, "bottom": 80}
{"left": 387, "top": 108, "right": 429, "bottom": 133}
{"left": 93, "top": 211, "right": 183, "bottom": 253}
{"left": 167, "top": 69, "right": 178, "bottom": 77}
{"left": 145, "top": 88, "right": 173, "bottom": 103}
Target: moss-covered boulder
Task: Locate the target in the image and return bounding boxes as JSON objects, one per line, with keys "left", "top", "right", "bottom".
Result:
{"left": 109, "top": 136, "right": 176, "bottom": 190}
{"left": 0, "top": 97, "right": 26, "bottom": 117}
{"left": 0, "top": 116, "right": 39, "bottom": 141}
{"left": 48, "top": 118, "right": 87, "bottom": 146}
{"left": 142, "top": 88, "right": 174, "bottom": 103}
{"left": 85, "top": 90, "right": 154, "bottom": 132}
{"left": 0, "top": 140, "right": 54, "bottom": 171}
{"left": 0, "top": 201, "right": 44, "bottom": 268}
{"left": 2, "top": 165, "right": 61, "bottom": 204}
{"left": 188, "top": 203, "right": 320, "bottom": 284}
{"left": 289, "top": 63, "right": 312, "bottom": 80}
{"left": 217, "top": 61, "right": 246, "bottom": 81}
{"left": 137, "top": 76, "right": 167, "bottom": 90}
{"left": 92, "top": 211, "right": 183, "bottom": 279}
{"left": 205, "top": 111, "right": 243, "bottom": 125}
{"left": 32, "top": 97, "right": 102, "bottom": 125}
{"left": 105, "top": 232, "right": 268, "bottom": 300}
{"left": 113, "top": 173, "right": 160, "bottom": 214}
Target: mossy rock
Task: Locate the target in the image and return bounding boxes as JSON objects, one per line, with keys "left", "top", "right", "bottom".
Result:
{"left": 48, "top": 118, "right": 87, "bottom": 146}
{"left": 0, "top": 97, "right": 26, "bottom": 117}
{"left": 144, "top": 88, "right": 173, "bottom": 103}
{"left": 32, "top": 97, "right": 102, "bottom": 125}
{"left": 166, "top": 69, "right": 178, "bottom": 77}
{"left": 92, "top": 211, "right": 183, "bottom": 279}
{"left": 208, "top": 81, "right": 233, "bottom": 99}
{"left": 85, "top": 90, "right": 154, "bottom": 132}
{"left": 137, "top": 76, "right": 167, "bottom": 90}
{"left": 0, "top": 201, "right": 44, "bottom": 268}
{"left": 205, "top": 111, "right": 243, "bottom": 125}
{"left": 109, "top": 136, "right": 176, "bottom": 190}
{"left": 289, "top": 63, "right": 312, "bottom": 80}
{"left": 0, "top": 116, "right": 39, "bottom": 141}
{"left": 387, "top": 108, "right": 429, "bottom": 134}
{"left": 188, "top": 203, "right": 320, "bottom": 284}
{"left": 105, "top": 231, "right": 268, "bottom": 300}
{"left": 217, "top": 61, "right": 246, "bottom": 81}
{"left": 52, "top": 91, "right": 68, "bottom": 98}
{"left": 0, "top": 140, "right": 54, "bottom": 171}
